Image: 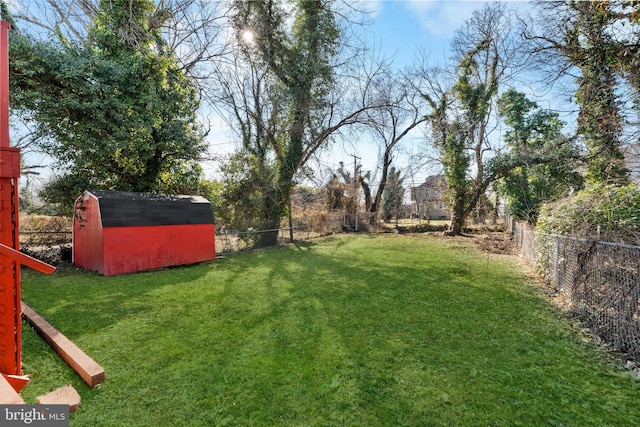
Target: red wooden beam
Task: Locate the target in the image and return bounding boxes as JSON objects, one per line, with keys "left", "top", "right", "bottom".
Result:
{"left": 0, "top": 244, "right": 56, "bottom": 274}
{"left": 0, "top": 19, "right": 22, "bottom": 381}
{"left": 0, "top": 19, "right": 57, "bottom": 396}
{"left": 0, "top": 21, "right": 8, "bottom": 148}
{"left": 1, "top": 374, "right": 29, "bottom": 393}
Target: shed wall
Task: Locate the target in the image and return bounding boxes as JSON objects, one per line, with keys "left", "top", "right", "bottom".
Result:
{"left": 102, "top": 224, "right": 215, "bottom": 276}
{"left": 72, "top": 194, "right": 105, "bottom": 274}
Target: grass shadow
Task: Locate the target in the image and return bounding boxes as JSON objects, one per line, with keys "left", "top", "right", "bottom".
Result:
{"left": 18, "top": 234, "right": 640, "bottom": 426}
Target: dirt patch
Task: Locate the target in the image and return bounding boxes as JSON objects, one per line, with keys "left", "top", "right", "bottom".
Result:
{"left": 471, "top": 232, "right": 518, "bottom": 255}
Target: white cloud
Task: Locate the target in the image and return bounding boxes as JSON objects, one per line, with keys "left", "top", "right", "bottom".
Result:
{"left": 403, "top": 0, "right": 481, "bottom": 38}
{"left": 363, "top": 0, "right": 384, "bottom": 19}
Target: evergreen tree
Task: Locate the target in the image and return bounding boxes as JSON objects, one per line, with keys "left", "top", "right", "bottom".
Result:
{"left": 382, "top": 167, "right": 405, "bottom": 221}
{"left": 10, "top": 0, "right": 206, "bottom": 212}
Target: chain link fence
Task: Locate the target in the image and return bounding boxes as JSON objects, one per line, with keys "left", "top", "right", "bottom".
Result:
{"left": 19, "top": 216, "right": 73, "bottom": 264}
{"left": 215, "top": 226, "right": 316, "bottom": 254}
{"left": 20, "top": 210, "right": 402, "bottom": 261}
{"left": 513, "top": 221, "right": 640, "bottom": 361}
{"left": 18, "top": 211, "right": 351, "bottom": 260}
{"left": 214, "top": 212, "right": 347, "bottom": 254}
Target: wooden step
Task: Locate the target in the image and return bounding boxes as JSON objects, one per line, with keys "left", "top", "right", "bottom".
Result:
{"left": 37, "top": 385, "right": 81, "bottom": 413}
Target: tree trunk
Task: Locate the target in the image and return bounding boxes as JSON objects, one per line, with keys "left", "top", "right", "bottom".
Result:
{"left": 445, "top": 193, "right": 467, "bottom": 236}
{"left": 447, "top": 212, "right": 466, "bottom": 235}
{"left": 255, "top": 181, "right": 290, "bottom": 248}
{"left": 288, "top": 198, "right": 294, "bottom": 243}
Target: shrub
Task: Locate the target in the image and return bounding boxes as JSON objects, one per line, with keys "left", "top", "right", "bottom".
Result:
{"left": 537, "top": 183, "right": 640, "bottom": 244}
{"left": 396, "top": 223, "right": 449, "bottom": 234}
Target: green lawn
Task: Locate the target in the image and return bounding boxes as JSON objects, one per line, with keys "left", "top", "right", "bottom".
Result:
{"left": 19, "top": 234, "right": 640, "bottom": 426}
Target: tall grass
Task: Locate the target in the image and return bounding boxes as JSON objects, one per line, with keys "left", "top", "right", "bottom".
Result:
{"left": 20, "top": 234, "right": 640, "bottom": 426}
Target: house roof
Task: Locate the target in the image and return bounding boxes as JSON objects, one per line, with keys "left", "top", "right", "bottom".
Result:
{"left": 83, "top": 190, "right": 214, "bottom": 228}
{"left": 414, "top": 175, "right": 445, "bottom": 189}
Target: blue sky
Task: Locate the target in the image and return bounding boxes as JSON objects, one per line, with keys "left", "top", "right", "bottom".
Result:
{"left": 367, "top": 0, "right": 479, "bottom": 63}
{"left": 367, "top": 1, "right": 531, "bottom": 59}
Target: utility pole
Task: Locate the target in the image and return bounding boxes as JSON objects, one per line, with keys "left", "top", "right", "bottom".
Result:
{"left": 351, "top": 154, "right": 360, "bottom": 231}
{"left": 351, "top": 154, "right": 360, "bottom": 189}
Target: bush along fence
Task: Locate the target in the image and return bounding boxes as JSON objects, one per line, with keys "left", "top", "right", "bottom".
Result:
{"left": 513, "top": 221, "right": 640, "bottom": 361}
{"left": 20, "top": 232, "right": 73, "bottom": 265}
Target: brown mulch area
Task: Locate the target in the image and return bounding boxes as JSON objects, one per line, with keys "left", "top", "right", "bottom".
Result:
{"left": 469, "top": 231, "right": 519, "bottom": 256}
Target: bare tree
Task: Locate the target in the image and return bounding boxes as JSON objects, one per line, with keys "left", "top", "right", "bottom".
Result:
{"left": 361, "top": 68, "right": 427, "bottom": 216}
{"left": 10, "top": 0, "right": 96, "bottom": 39}
{"left": 160, "top": 1, "right": 230, "bottom": 80}
{"left": 10, "top": 0, "right": 229, "bottom": 80}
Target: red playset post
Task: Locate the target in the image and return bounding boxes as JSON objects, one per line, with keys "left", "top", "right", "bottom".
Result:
{"left": 0, "top": 20, "right": 55, "bottom": 394}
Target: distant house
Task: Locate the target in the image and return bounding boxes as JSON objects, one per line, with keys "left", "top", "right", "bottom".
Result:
{"left": 626, "top": 146, "right": 640, "bottom": 182}
{"left": 410, "top": 175, "right": 450, "bottom": 220}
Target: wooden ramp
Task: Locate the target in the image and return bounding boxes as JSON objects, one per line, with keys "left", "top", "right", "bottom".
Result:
{"left": 21, "top": 302, "right": 105, "bottom": 387}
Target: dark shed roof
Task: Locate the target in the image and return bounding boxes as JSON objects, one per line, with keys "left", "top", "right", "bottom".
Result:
{"left": 87, "top": 190, "right": 214, "bottom": 228}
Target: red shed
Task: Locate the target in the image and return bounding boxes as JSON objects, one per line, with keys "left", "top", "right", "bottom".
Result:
{"left": 73, "top": 190, "right": 215, "bottom": 276}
